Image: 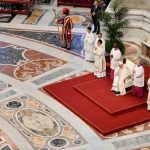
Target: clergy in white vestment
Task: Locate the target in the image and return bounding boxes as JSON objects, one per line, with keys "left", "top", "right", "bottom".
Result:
{"left": 94, "top": 33, "right": 105, "bottom": 51}
{"left": 111, "top": 60, "right": 132, "bottom": 96}
{"left": 132, "top": 60, "right": 144, "bottom": 97}
{"left": 94, "top": 39, "right": 106, "bottom": 78}
{"left": 84, "top": 26, "right": 95, "bottom": 61}
{"left": 110, "top": 43, "right": 122, "bottom": 79}
{"left": 147, "top": 78, "right": 150, "bottom": 110}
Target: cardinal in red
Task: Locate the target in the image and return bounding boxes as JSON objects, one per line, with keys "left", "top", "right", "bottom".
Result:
{"left": 56, "top": 8, "right": 73, "bottom": 50}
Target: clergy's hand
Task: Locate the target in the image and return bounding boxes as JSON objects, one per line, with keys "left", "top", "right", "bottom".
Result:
{"left": 148, "top": 82, "right": 150, "bottom": 87}
{"left": 110, "top": 55, "right": 113, "bottom": 59}
{"left": 92, "top": 12, "right": 95, "bottom": 16}
{"left": 55, "top": 19, "right": 58, "bottom": 24}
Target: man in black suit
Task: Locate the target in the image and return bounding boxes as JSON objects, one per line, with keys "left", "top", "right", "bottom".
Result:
{"left": 104, "top": 0, "right": 111, "bottom": 7}
{"left": 91, "top": 0, "right": 101, "bottom": 34}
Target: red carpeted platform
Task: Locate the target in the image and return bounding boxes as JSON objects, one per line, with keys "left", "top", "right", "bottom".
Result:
{"left": 43, "top": 73, "right": 150, "bottom": 135}
{"left": 144, "top": 66, "right": 150, "bottom": 80}
{"left": 74, "top": 78, "right": 147, "bottom": 114}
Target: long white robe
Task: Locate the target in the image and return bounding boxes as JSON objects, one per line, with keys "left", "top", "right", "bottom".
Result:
{"left": 94, "top": 37, "right": 105, "bottom": 51}
{"left": 84, "top": 32, "right": 95, "bottom": 61}
{"left": 112, "top": 64, "right": 132, "bottom": 95}
{"left": 94, "top": 45, "right": 106, "bottom": 74}
{"left": 133, "top": 65, "right": 144, "bottom": 87}
{"left": 147, "top": 78, "right": 150, "bottom": 110}
{"left": 110, "top": 48, "right": 122, "bottom": 70}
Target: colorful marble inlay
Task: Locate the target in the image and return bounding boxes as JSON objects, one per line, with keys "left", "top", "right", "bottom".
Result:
{"left": 103, "top": 123, "right": 150, "bottom": 139}
{"left": 50, "top": 11, "right": 92, "bottom": 28}
{"left": 23, "top": 9, "right": 47, "bottom": 25}
{"left": 135, "top": 147, "right": 150, "bottom": 150}
{"left": 0, "top": 95, "right": 87, "bottom": 149}
{"left": 0, "top": 29, "right": 85, "bottom": 56}
{"left": 0, "top": 41, "right": 66, "bottom": 81}
{"left": 14, "top": 59, "right": 64, "bottom": 81}
{"left": 70, "top": 15, "right": 86, "bottom": 24}
{"left": 0, "top": 45, "right": 27, "bottom": 66}
{"left": 16, "top": 108, "right": 60, "bottom": 137}
{"left": 0, "top": 129, "right": 20, "bottom": 150}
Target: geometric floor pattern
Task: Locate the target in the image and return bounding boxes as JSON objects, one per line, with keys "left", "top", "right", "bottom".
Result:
{"left": 0, "top": 41, "right": 66, "bottom": 81}
{"left": 0, "top": 129, "right": 20, "bottom": 150}
{"left": 0, "top": 1, "right": 149, "bottom": 149}
{"left": 0, "top": 95, "right": 87, "bottom": 150}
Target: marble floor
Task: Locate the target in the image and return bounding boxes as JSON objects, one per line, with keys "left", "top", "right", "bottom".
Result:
{"left": 0, "top": 1, "right": 149, "bottom": 150}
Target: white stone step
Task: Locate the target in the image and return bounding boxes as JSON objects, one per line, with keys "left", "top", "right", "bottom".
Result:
{"left": 37, "top": 10, "right": 55, "bottom": 26}
{"left": 10, "top": 14, "right": 27, "bottom": 24}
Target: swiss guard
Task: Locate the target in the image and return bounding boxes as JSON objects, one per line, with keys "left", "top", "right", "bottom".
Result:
{"left": 56, "top": 8, "right": 73, "bottom": 50}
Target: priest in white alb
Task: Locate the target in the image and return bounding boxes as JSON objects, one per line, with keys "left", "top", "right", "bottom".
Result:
{"left": 110, "top": 43, "right": 122, "bottom": 79}
{"left": 94, "top": 39, "right": 106, "bottom": 78}
{"left": 84, "top": 26, "right": 95, "bottom": 61}
{"left": 133, "top": 60, "right": 144, "bottom": 97}
{"left": 111, "top": 59, "right": 132, "bottom": 96}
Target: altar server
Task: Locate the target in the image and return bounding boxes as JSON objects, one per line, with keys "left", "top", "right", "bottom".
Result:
{"left": 133, "top": 60, "right": 144, "bottom": 97}
{"left": 94, "top": 39, "right": 106, "bottom": 78}
{"left": 56, "top": 8, "right": 73, "bottom": 50}
{"left": 111, "top": 60, "right": 132, "bottom": 96}
{"left": 84, "top": 26, "right": 95, "bottom": 61}
{"left": 94, "top": 32, "right": 105, "bottom": 51}
{"left": 110, "top": 43, "right": 122, "bottom": 79}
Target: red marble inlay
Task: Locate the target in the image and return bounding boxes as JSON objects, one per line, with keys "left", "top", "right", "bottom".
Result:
{"left": 0, "top": 42, "right": 66, "bottom": 81}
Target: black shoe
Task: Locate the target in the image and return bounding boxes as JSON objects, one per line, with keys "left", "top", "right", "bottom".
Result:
{"left": 66, "top": 47, "right": 71, "bottom": 50}
{"left": 61, "top": 46, "right": 67, "bottom": 49}
{"left": 115, "top": 92, "right": 120, "bottom": 94}
{"left": 111, "top": 90, "right": 116, "bottom": 92}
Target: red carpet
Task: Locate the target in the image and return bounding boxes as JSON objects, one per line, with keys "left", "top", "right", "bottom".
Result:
{"left": 43, "top": 73, "right": 150, "bottom": 135}
{"left": 144, "top": 66, "right": 150, "bottom": 80}
{"left": 74, "top": 78, "right": 147, "bottom": 114}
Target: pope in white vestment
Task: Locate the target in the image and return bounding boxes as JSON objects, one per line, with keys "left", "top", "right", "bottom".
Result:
{"left": 94, "top": 39, "right": 106, "bottom": 78}
{"left": 133, "top": 64, "right": 144, "bottom": 97}
{"left": 111, "top": 62, "right": 132, "bottom": 96}
{"left": 147, "top": 78, "right": 150, "bottom": 110}
{"left": 110, "top": 45, "right": 122, "bottom": 79}
{"left": 84, "top": 27, "right": 95, "bottom": 61}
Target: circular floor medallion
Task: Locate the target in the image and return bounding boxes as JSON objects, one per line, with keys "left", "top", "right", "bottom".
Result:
{"left": 48, "top": 138, "right": 68, "bottom": 148}
{"left": 19, "top": 95, "right": 28, "bottom": 100}
{"left": 16, "top": 108, "right": 60, "bottom": 137}
{"left": 72, "top": 139, "right": 83, "bottom": 145}
{"left": 5, "top": 101, "right": 23, "bottom": 109}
